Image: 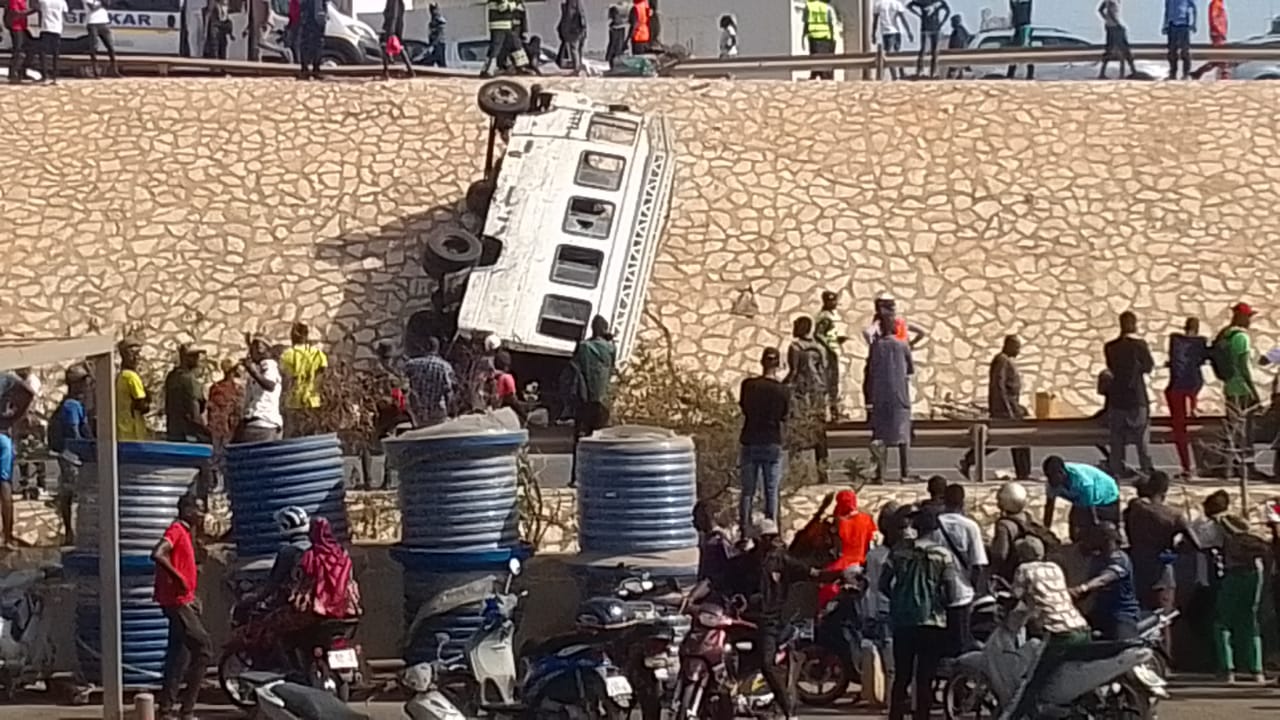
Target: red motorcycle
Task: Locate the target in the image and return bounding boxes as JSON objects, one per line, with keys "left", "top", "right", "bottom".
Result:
{"left": 672, "top": 599, "right": 797, "bottom": 720}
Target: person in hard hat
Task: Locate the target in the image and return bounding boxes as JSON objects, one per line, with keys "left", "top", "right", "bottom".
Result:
{"left": 814, "top": 291, "right": 847, "bottom": 420}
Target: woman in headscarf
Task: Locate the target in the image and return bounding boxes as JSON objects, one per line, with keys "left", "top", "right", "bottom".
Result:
{"left": 817, "top": 489, "right": 878, "bottom": 608}
{"left": 297, "top": 517, "right": 362, "bottom": 620}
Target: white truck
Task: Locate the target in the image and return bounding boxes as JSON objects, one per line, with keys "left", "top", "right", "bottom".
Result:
{"left": 411, "top": 80, "right": 676, "bottom": 407}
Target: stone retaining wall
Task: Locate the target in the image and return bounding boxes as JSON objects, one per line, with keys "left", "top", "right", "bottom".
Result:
{"left": 2, "top": 79, "right": 1279, "bottom": 415}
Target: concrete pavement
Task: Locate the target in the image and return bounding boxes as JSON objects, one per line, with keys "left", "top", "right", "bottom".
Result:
{"left": 7, "top": 680, "right": 1279, "bottom": 719}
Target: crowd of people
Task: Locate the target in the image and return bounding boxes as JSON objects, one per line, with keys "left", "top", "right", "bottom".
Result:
{"left": 736, "top": 290, "right": 1275, "bottom": 537}
{"left": 696, "top": 466, "right": 1280, "bottom": 720}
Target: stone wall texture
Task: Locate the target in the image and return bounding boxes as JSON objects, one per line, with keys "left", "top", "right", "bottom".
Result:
{"left": 3, "top": 79, "right": 1280, "bottom": 414}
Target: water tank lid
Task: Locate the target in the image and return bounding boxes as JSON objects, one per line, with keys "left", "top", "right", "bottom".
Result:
{"left": 391, "top": 544, "right": 533, "bottom": 571}
{"left": 578, "top": 425, "right": 694, "bottom": 450}
{"left": 384, "top": 427, "right": 529, "bottom": 456}
{"left": 63, "top": 551, "right": 156, "bottom": 573}
{"left": 70, "top": 439, "right": 214, "bottom": 465}
{"left": 570, "top": 547, "right": 701, "bottom": 570}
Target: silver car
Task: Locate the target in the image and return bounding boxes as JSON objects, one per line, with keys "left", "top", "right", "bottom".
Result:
{"left": 966, "top": 26, "right": 1163, "bottom": 80}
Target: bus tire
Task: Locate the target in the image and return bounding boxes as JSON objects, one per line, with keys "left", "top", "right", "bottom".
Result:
{"left": 477, "top": 80, "right": 530, "bottom": 118}
{"left": 422, "top": 226, "right": 483, "bottom": 277}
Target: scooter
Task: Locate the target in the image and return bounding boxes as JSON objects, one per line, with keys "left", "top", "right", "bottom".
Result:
{"left": 254, "top": 674, "right": 370, "bottom": 720}
{"left": 944, "top": 606, "right": 1163, "bottom": 720}
{"left": 405, "top": 559, "right": 633, "bottom": 719}
{"left": 0, "top": 568, "right": 59, "bottom": 700}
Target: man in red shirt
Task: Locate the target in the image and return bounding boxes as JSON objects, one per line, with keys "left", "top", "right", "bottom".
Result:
{"left": 151, "top": 494, "right": 211, "bottom": 720}
{"left": 4, "top": 0, "right": 36, "bottom": 83}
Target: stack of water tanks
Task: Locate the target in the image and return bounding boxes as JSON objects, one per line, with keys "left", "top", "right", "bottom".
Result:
{"left": 573, "top": 426, "right": 700, "bottom": 594}
{"left": 67, "top": 440, "right": 211, "bottom": 688}
{"left": 222, "top": 433, "right": 350, "bottom": 589}
{"left": 385, "top": 425, "right": 528, "bottom": 664}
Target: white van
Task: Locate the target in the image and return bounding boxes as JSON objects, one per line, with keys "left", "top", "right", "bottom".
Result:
{"left": 414, "top": 81, "right": 676, "bottom": 398}
{"left": 4, "top": 0, "right": 380, "bottom": 66}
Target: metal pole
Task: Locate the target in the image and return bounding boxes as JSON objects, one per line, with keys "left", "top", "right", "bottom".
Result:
{"left": 247, "top": 0, "right": 260, "bottom": 61}
{"left": 93, "top": 351, "right": 123, "bottom": 720}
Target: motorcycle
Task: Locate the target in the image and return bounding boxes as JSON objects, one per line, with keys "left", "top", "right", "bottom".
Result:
{"left": 405, "top": 558, "right": 634, "bottom": 720}
{"left": 217, "top": 586, "right": 365, "bottom": 707}
{"left": 943, "top": 605, "right": 1163, "bottom": 720}
{"left": 671, "top": 598, "right": 794, "bottom": 720}
{"left": 795, "top": 580, "right": 863, "bottom": 707}
{"left": 255, "top": 675, "right": 371, "bottom": 720}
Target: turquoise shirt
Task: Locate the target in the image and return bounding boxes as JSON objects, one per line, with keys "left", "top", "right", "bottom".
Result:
{"left": 1053, "top": 463, "right": 1121, "bottom": 507}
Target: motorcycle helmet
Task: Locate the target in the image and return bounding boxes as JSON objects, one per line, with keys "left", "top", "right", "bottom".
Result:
{"left": 274, "top": 505, "right": 310, "bottom": 537}
{"left": 576, "top": 597, "right": 639, "bottom": 630}
{"left": 401, "top": 661, "right": 435, "bottom": 693}
{"left": 996, "top": 481, "right": 1029, "bottom": 515}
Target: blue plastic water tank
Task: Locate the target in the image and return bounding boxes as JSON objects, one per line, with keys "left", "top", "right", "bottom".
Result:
{"left": 393, "top": 548, "right": 527, "bottom": 665}
{"left": 575, "top": 427, "right": 698, "bottom": 554}
{"left": 71, "top": 441, "right": 211, "bottom": 557}
{"left": 223, "top": 434, "right": 349, "bottom": 558}
{"left": 385, "top": 428, "right": 526, "bottom": 552}
{"left": 66, "top": 554, "right": 168, "bottom": 688}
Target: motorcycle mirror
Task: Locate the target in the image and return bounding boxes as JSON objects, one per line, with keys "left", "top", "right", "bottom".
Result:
{"left": 508, "top": 558, "right": 522, "bottom": 576}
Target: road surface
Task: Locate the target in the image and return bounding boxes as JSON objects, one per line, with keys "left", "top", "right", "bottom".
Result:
{"left": 9, "top": 680, "right": 1279, "bottom": 719}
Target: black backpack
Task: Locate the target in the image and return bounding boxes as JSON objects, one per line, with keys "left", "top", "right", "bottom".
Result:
{"left": 1209, "top": 328, "right": 1240, "bottom": 383}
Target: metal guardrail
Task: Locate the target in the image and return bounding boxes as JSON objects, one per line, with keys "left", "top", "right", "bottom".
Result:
{"left": 0, "top": 42, "right": 1278, "bottom": 80}
{"left": 0, "top": 52, "right": 472, "bottom": 78}
{"left": 668, "top": 42, "right": 1280, "bottom": 76}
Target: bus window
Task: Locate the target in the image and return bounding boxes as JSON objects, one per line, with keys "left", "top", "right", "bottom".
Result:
{"left": 563, "top": 197, "right": 615, "bottom": 239}
{"left": 538, "top": 295, "right": 593, "bottom": 342}
{"left": 588, "top": 115, "right": 639, "bottom": 146}
{"left": 575, "top": 152, "right": 625, "bottom": 191}
{"left": 550, "top": 246, "right": 604, "bottom": 289}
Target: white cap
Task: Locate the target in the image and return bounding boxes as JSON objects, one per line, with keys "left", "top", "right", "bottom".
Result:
{"left": 876, "top": 292, "right": 895, "bottom": 302}
{"left": 484, "top": 335, "right": 502, "bottom": 352}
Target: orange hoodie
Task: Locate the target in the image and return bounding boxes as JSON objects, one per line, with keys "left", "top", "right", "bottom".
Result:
{"left": 1209, "top": 0, "right": 1227, "bottom": 42}
{"left": 818, "top": 490, "right": 878, "bottom": 608}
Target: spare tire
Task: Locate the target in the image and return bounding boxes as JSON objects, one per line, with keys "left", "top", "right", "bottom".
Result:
{"left": 477, "top": 79, "right": 530, "bottom": 118}
{"left": 422, "top": 226, "right": 483, "bottom": 277}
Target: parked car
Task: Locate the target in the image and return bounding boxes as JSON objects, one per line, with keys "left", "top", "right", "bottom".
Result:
{"left": 401, "top": 38, "right": 608, "bottom": 75}
{"left": 966, "top": 26, "right": 1162, "bottom": 80}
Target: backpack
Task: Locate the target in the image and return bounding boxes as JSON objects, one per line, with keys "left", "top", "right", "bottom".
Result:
{"left": 1209, "top": 328, "right": 1240, "bottom": 382}
{"left": 1004, "top": 514, "right": 1061, "bottom": 551}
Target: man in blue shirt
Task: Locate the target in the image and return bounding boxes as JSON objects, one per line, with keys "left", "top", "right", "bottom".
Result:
{"left": 1163, "top": 0, "right": 1197, "bottom": 79}
{"left": 49, "top": 365, "right": 92, "bottom": 545}
{"left": 1042, "top": 455, "right": 1121, "bottom": 542}
{"left": 1070, "top": 522, "right": 1141, "bottom": 640}
{"left": 0, "top": 371, "right": 35, "bottom": 549}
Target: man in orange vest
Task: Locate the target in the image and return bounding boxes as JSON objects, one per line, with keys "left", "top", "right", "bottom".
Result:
{"left": 628, "top": 0, "right": 654, "bottom": 55}
{"left": 862, "top": 293, "right": 929, "bottom": 348}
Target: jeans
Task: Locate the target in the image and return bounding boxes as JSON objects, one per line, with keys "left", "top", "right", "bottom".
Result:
{"left": 1067, "top": 500, "right": 1120, "bottom": 543}
{"left": 758, "top": 624, "right": 795, "bottom": 716}
{"left": 160, "top": 602, "right": 213, "bottom": 715}
{"left": 1167, "top": 25, "right": 1192, "bottom": 78}
{"left": 881, "top": 32, "right": 903, "bottom": 79}
{"left": 35, "top": 31, "right": 60, "bottom": 81}
{"left": 946, "top": 604, "right": 972, "bottom": 655}
{"left": 809, "top": 38, "right": 835, "bottom": 79}
{"left": 87, "top": 24, "right": 117, "bottom": 71}
{"left": 8, "top": 30, "right": 27, "bottom": 82}
{"left": 889, "top": 625, "right": 946, "bottom": 720}
{"left": 739, "top": 444, "right": 783, "bottom": 532}
{"left": 916, "top": 31, "right": 940, "bottom": 78}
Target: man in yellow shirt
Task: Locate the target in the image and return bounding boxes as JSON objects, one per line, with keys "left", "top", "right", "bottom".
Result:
{"left": 280, "top": 323, "right": 328, "bottom": 434}
{"left": 115, "top": 337, "right": 151, "bottom": 441}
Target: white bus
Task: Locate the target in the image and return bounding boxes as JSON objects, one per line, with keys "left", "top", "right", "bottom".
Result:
{"left": 412, "top": 81, "right": 676, "bottom": 407}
